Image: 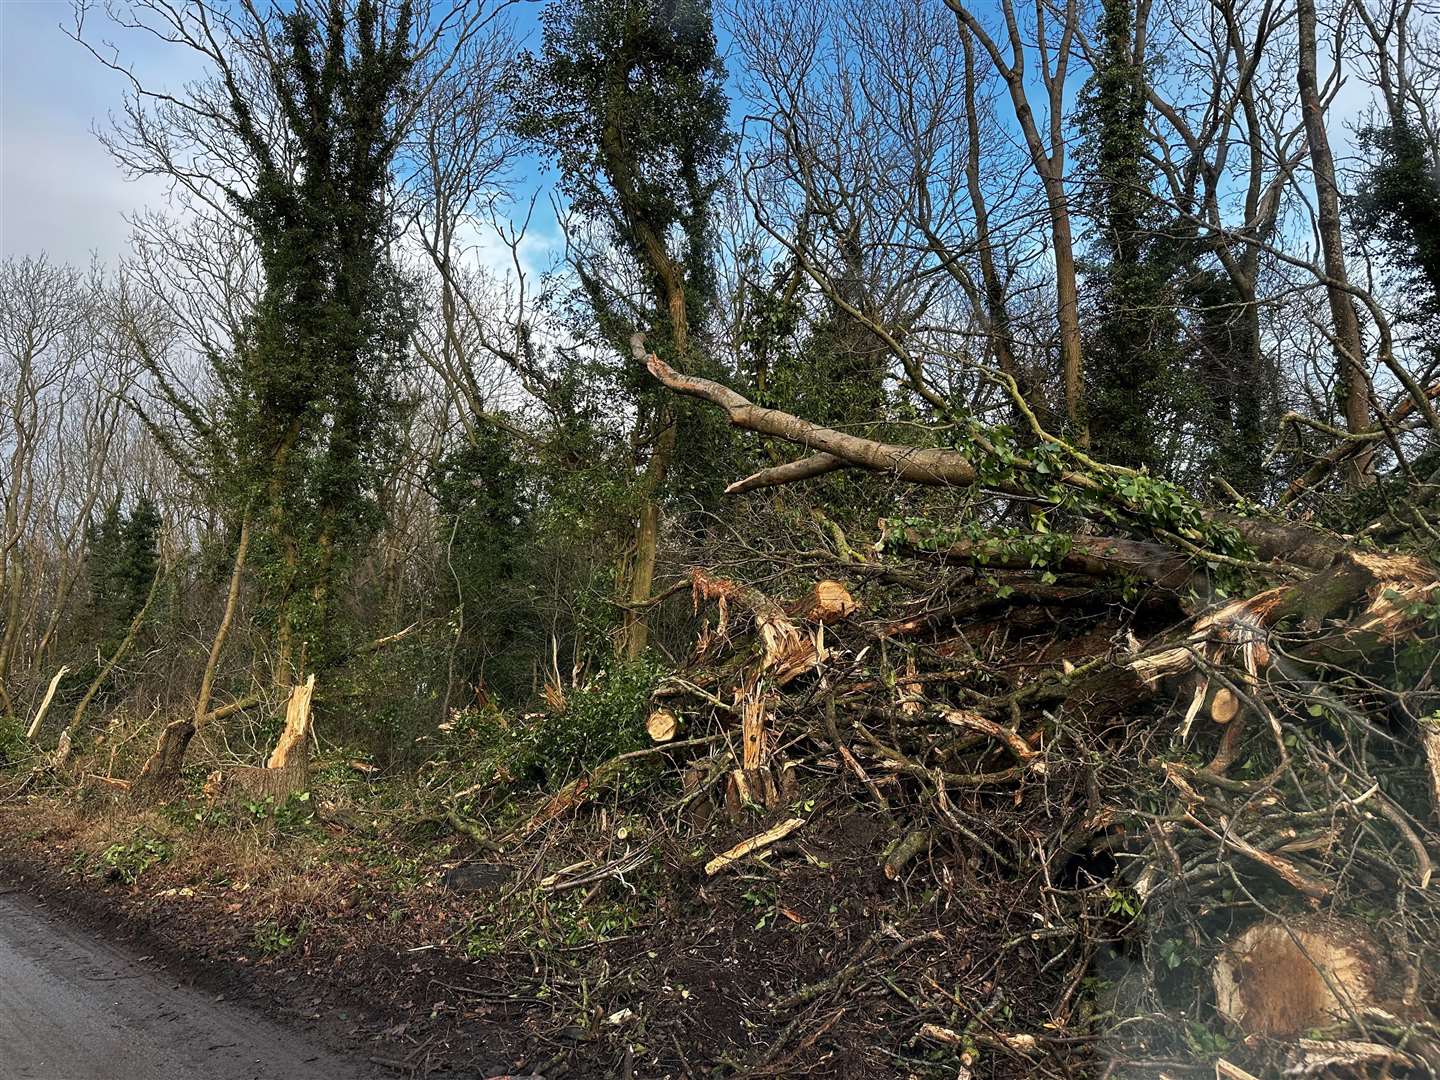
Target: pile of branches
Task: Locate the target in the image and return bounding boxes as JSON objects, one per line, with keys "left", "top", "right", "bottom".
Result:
{"left": 622, "top": 346, "right": 1440, "bottom": 1076}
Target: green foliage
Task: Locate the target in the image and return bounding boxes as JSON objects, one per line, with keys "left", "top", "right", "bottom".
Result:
{"left": 0, "top": 713, "right": 28, "bottom": 767}
{"left": 514, "top": 0, "right": 732, "bottom": 340}
{"left": 84, "top": 495, "right": 160, "bottom": 650}
{"left": 252, "top": 920, "right": 303, "bottom": 956}
{"left": 441, "top": 658, "right": 664, "bottom": 790}
{"left": 532, "top": 658, "right": 660, "bottom": 780}
{"left": 208, "top": 0, "right": 420, "bottom": 673}
{"left": 513, "top": 0, "right": 741, "bottom": 536}
{"left": 430, "top": 424, "right": 540, "bottom": 701}
{"left": 1179, "top": 268, "right": 1277, "bottom": 497}
{"left": 100, "top": 834, "right": 172, "bottom": 885}
{"left": 1355, "top": 116, "right": 1440, "bottom": 321}
{"left": 1075, "top": 0, "right": 1182, "bottom": 473}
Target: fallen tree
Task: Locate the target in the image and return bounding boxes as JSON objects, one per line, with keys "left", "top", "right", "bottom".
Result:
{"left": 623, "top": 339, "right": 1440, "bottom": 1075}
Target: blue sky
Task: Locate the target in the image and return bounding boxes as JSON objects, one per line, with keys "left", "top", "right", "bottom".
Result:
{"left": 0, "top": 0, "right": 176, "bottom": 263}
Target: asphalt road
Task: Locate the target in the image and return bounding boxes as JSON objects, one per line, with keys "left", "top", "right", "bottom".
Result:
{"left": 0, "top": 888, "right": 383, "bottom": 1080}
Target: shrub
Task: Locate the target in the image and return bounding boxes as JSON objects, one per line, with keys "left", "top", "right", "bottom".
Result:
{"left": 100, "top": 834, "right": 172, "bottom": 884}
{"left": 0, "top": 713, "right": 28, "bottom": 767}
{"left": 440, "top": 658, "right": 665, "bottom": 791}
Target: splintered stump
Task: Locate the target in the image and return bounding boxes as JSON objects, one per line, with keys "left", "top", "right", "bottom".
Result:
{"left": 267, "top": 673, "right": 316, "bottom": 770}
{"left": 203, "top": 675, "right": 316, "bottom": 804}
{"left": 1213, "top": 918, "right": 1382, "bottom": 1036}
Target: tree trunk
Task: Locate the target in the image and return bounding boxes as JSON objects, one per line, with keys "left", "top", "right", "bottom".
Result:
{"left": 132, "top": 514, "right": 250, "bottom": 793}
{"left": 1047, "top": 179, "right": 1086, "bottom": 444}
{"left": 1297, "top": 0, "right": 1373, "bottom": 485}
{"left": 622, "top": 266, "right": 689, "bottom": 660}
{"left": 624, "top": 407, "right": 676, "bottom": 659}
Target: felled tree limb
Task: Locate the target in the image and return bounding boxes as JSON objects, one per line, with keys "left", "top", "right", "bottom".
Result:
{"left": 910, "top": 531, "right": 1194, "bottom": 591}
{"left": 705, "top": 817, "right": 806, "bottom": 875}
{"left": 644, "top": 344, "right": 1351, "bottom": 570}
{"left": 643, "top": 351, "right": 981, "bottom": 487}
{"left": 728, "top": 452, "right": 849, "bottom": 495}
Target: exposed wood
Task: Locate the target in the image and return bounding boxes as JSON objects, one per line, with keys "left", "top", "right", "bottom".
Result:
{"left": 1422, "top": 716, "right": 1440, "bottom": 822}
{"left": 725, "top": 766, "right": 781, "bottom": 819}
{"left": 646, "top": 708, "right": 678, "bottom": 743}
{"left": 266, "top": 674, "right": 316, "bottom": 769}
{"left": 788, "top": 580, "right": 857, "bottom": 624}
{"left": 740, "top": 686, "right": 768, "bottom": 769}
{"left": 705, "top": 817, "right": 806, "bottom": 876}
{"left": 1213, "top": 918, "right": 1380, "bottom": 1036}
{"left": 25, "top": 665, "right": 68, "bottom": 739}
{"left": 1214, "top": 1060, "right": 1262, "bottom": 1080}
{"left": 85, "top": 773, "right": 132, "bottom": 792}
{"left": 1210, "top": 687, "right": 1240, "bottom": 725}
{"left": 940, "top": 708, "right": 1037, "bottom": 762}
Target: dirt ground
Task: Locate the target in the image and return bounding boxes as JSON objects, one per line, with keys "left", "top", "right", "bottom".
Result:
{"left": 0, "top": 785, "right": 1063, "bottom": 1079}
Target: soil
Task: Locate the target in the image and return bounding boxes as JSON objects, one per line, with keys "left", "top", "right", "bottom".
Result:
{"left": 0, "top": 787, "right": 1057, "bottom": 1079}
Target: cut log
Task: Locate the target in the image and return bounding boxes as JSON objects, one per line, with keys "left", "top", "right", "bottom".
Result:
{"left": 788, "top": 580, "right": 857, "bottom": 623}
{"left": 1210, "top": 687, "right": 1240, "bottom": 724}
{"left": 1213, "top": 918, "right": 1381, "bottom": 1036}
{"left": 646, "top": 708, "right": 678, "bottom": 742}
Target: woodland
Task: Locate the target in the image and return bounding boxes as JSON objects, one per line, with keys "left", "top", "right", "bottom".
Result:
{"left": 4, "top": 0, "right": 1440, "bottom": 1075}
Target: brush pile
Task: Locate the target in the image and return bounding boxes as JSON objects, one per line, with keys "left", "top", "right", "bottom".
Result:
{"left": 565, "top": 348, "right": 1440, "bottom": 1076}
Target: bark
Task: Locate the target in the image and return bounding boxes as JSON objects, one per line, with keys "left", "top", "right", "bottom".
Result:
{"left": 642, "top": 347, "right": 978, "bottom": 487}
{"left": 643, "top": 344, "right": 1351, "bottom": 570}
{"left": 132, "top": 514, "right": 250, "bottom": 794}
{"left": 1297, "top": 0, "right": 1374, "bottom": 484}
{"left": 961, "top": 31, "right": 1024, "bottom": 423}
{"left": 624, "top": 408, "right": 676, "bottom": 659}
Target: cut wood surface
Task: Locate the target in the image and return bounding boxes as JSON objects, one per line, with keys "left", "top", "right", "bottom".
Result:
{"left": 646, "top": 708, "right": 678, "bottom": 742}
{"left": 1213, "top": 918, "right": 1380, "bottom": 1036}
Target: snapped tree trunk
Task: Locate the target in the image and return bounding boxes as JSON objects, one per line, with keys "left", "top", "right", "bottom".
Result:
{"left": 133, "top": 514, "right": 250, "bottom": 794}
